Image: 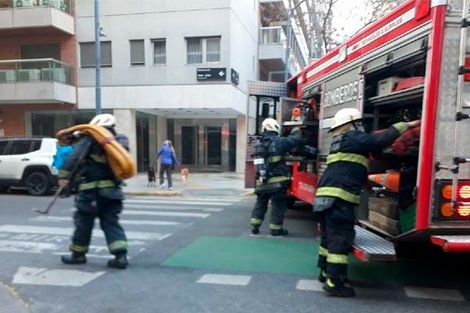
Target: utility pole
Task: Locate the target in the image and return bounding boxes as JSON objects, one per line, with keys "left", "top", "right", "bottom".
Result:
{"left": 283, "top": 0, "right": 307, "bottom": 82}
{"left": 94, "top": 0, "right": 101, "bottom": 115}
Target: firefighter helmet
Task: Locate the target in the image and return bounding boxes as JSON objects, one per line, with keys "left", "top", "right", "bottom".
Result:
{"left": 89, "top": 114, "right": 116, "bottom": 127}
{"left": 261, "top": 118, "right": 280, "bottom": 134}
{"left": 329, "top": 108, "right": 362, "bottom": 132}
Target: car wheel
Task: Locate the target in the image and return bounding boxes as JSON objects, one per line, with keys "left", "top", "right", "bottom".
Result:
{"left": 25, "top": 172, "right": 50, "bottom": 196}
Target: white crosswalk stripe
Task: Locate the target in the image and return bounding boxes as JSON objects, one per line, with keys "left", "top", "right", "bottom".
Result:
{"left": 2, "top": 195, "right": 243, "bottom": 287}
{"left": 1, "top": 196, "right": 241, "bottom": 257}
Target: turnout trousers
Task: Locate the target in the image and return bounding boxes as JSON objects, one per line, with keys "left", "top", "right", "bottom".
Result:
{"left": 250, "top": 186, "right": 288, "bottom": 230}
{"left": 317, "top": 198, "right": 356, "bottom": 281}
{"left": 69, "top": 188, "right": 128, "bottom": 256}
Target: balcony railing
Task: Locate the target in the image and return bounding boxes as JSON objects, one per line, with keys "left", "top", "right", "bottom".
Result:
{"left": 0, "top": 0, "right": 72, "bottom": 15}
{"left": 0, "top": 58, "right": 74, "bottom": 85}
{"left": 260, "top": 26, "right": 284, "bottom": 45}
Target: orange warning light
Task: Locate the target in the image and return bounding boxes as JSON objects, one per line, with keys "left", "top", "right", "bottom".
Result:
{"left": 440, "top": 203, "right": 454, "bottom": 217}
{"left": 441, "top": 185, "right": 452, "bottom": 200}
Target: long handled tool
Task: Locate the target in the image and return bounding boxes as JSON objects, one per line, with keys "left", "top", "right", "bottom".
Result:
{"left": 33, "top": 186, "right": 64, "bottom": 215}
{"left": 32, "top": 141, "right": 91, "bottom": 215}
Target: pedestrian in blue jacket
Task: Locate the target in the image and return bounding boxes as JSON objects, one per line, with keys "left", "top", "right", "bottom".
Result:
{"left": 156, "top": 140, "right": 179, "bottom": 190}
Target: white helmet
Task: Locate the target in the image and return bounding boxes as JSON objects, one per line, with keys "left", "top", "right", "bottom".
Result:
{"left": 89, "top": 114, "right": 116, "bottom": 127}
{"left": 329, "top": 108, "right": 362, "bottom": 132}
{"left": 261, "top": 118, "right": 281, "bottom": 134}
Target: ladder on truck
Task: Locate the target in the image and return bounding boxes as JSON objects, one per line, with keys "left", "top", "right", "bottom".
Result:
{"left": 434, "top": 0, "right": 470, "bottom": 252}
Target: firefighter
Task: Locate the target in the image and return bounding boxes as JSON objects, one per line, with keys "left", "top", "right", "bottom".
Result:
{"left": 313, "top": 108, "right": 420, "bottom": 297}
{"left": 250, "top": 117, "right": 303, "bottom": 236}
{"left": 59, "top": 114, "right": 130, "bottom": 269}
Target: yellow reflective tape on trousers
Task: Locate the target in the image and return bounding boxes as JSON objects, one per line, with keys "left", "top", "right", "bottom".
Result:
{"left": 80, "top": 180, "right": 116, "bottom": 191}
{"left": 326, "top": 152, "right": 369, "bottom": 169}
{"left": 319, "top": 246, "right": 328, "bottom": 257}
{"left": 327, "top": 253, "right": 348, "bottom": 264}
{"left": 315, "top": 186, "right": 360, "bottom": 204}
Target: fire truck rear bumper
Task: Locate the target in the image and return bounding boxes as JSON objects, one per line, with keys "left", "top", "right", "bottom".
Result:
{"left": 431, "top": 235, "right": 470, "bottom": 253}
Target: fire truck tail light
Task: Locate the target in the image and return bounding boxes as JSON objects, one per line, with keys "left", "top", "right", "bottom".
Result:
{"left": 437, "top": 181, "right": 470, "bottom": 220}
{"left": 457, "top": 205, "right": 470, "bottom": 217}
{"left": 441, "top": 185, "right": 452, "bottom": 199}
{"left": 440, "top": 203, "right": 453, "bottom": 217}
{"left": 440, "top": 184, "right": 470, "bottom": 201}
{"left": 415, "top": 0, "right": 431, "bottom": 21}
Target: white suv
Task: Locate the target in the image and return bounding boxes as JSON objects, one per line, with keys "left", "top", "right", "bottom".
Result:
{"left": 0, "top": 137, "right": 58, "bottom": 196}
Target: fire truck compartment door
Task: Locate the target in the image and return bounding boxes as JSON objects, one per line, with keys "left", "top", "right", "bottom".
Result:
{"left": 430, "top": 235, "right": 470, "bottom": 253}
{"left": 353, "top": 226, "right": 396, "bottom": 262}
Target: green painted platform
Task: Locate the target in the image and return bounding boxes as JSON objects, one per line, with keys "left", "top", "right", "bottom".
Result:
{"left": 162, "top": 236, "right": 318, "bottom": 275}
{"left": 162, "top": 236, "right": 470, "bottom": 286}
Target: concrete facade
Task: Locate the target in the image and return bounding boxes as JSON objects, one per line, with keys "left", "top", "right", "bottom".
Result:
{"left": 74, "top": 0, "right": 259, "bottom": 173}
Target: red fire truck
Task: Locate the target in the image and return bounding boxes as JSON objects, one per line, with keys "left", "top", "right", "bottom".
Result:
{"left": 279, "top": 0, "right": 470, "bottom": 261}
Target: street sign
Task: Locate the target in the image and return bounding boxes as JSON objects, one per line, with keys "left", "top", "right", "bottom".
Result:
{"left": 197, "top": 68, "right": 226, "bottom": 81}
{"left": 231, "top": 69, "right": 239, "bottom": 85}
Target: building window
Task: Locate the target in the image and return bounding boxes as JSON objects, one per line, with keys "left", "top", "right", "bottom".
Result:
{"left": 152, "top": 39, "right": 166, "bottom": 65}
{"left": 79, "top": 42, "right": 112, "bottom": 68}
{"left": 186, "top": 37, "right": 221, "bottom": 64}
{"left": 130, "top": 40, "right": 145, "bottom": 66}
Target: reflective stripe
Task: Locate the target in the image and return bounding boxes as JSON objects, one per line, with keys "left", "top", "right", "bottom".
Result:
{"left": 316, "top": 186, "right": 360, "bottom": 204}
{"left": 108, "top": 240, "right": 128, "bottom": 252}
{"left": 269, "top": 223, "right": 282, "bottom": 230}
{"left": 70, "top": 243, "right": 88, "bottom": 253}
{"left": 319, "top": 246, "right": 328, "bottom": 257}
{"left": 80, "top": 180, "right": 116, "bottom": 191}
{"left": 316, "top": 186, "right": 360, "bottom": 203}
{"left": 267, "top": 156, "right": 282, "bottom": 163}
{"left": 267, "top": 176, "right": 290, "bottom": 183}
{"left": 327, "top": 152, "right": 369, "bottom": 169}
{"left": 90, "top": 154, "right": 107, "bottom": 163}
{"left": 327, "top": 253, "right": 348, "bottom": 264}
{"left": 250, "top": 218, "right": 263, "bottom": 226}
{"left": 392, "top": 122, "right": 408, "bottom": 134}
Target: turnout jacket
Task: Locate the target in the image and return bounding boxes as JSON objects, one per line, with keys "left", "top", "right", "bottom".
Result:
{"left": 59, "top": 128, "right": 130, "bottom": 191}
{"left": 315, "top": 122, "right": 408, "bottom": 204}
{"left": 255, "top": 130, "right": 302, "bottom": 187}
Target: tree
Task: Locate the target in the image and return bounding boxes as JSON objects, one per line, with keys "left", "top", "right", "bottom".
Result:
{"left": 291, "top": 0, "right": 406, "bottom": 60}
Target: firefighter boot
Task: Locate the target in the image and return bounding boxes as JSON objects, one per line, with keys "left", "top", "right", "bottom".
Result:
{"left": 251, "top": 226, "right": 260, "bottom": 235}
{"left": 270, "top": 228, "right": 289, "bottom": 236}
{"left": 61, "top": 252, "right": 87, "bottom": 265}
{"left": 107, "top": 253, "right": 128, "bottom": 269}
{"left": 323, "top": 278, "right": 355, "bottom": 297}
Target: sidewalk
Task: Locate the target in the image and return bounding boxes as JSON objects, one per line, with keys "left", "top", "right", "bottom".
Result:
{"left": 122, "top": 171, "right": 254, "bottom": 197}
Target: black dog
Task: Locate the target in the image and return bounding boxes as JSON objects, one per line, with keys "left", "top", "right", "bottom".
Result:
{"left": 147, "top": 167, "right": 156, "bottom": 187}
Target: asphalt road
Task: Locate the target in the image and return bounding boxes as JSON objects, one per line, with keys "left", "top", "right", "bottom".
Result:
{"left": 0, "top": 192, "right": 469, "bottom": 313}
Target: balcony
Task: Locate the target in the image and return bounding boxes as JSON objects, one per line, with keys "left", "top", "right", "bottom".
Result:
{"left": 0, "top": 58, "right": 76, "bottom": 104}
{"left": 259, "top": 26, "right": 286, "bottom": 71}
{"left": 0, "top": 0, "right": 74, "bottom": 36}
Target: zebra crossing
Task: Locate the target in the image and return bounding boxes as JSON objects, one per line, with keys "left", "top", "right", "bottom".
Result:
{"left": 1, "top": 195, "right": 243, "bottom": 287}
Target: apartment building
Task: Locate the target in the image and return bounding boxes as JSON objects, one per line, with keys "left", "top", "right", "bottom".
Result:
{"left": 0, "top": 0, "right": 77, "bottom": 136}
{"left": 0, "top": 0, "right": 307, "bottom": 174}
